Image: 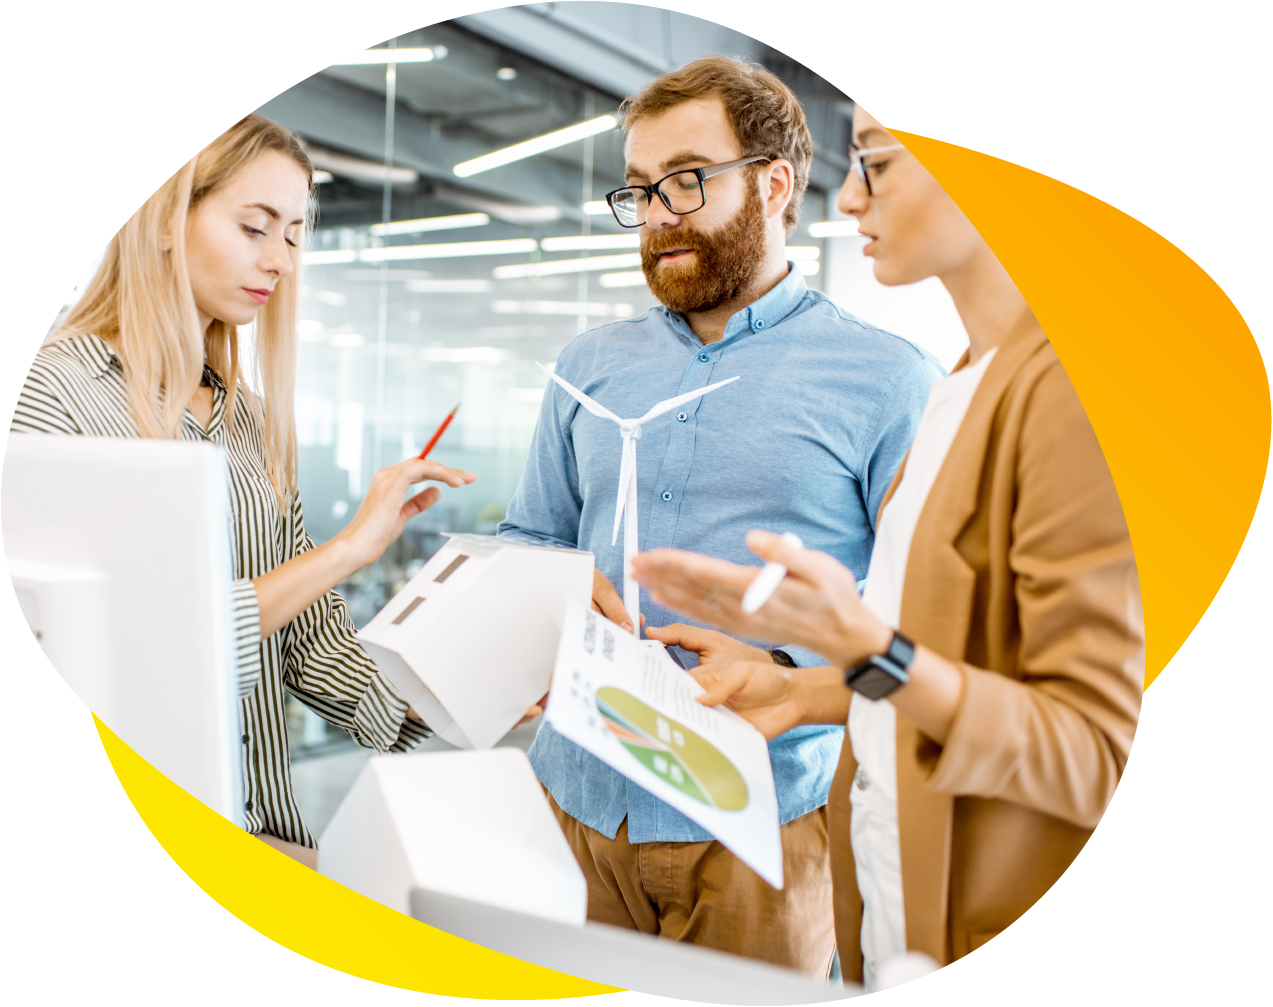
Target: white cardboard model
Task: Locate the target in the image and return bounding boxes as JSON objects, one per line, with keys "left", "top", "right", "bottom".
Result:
{"left": 358, "top": 533, "right": 593, "bottom": 750}
{"left": 318, "top": 748, "right": 587, "bottom": 927}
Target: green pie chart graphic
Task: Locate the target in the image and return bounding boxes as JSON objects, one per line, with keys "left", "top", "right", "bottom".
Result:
{"left": 595, "top": 687, "right": 748, "bottom": 811}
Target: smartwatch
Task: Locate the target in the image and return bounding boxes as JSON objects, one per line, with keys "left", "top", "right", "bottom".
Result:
{"left": 844, "top": 630, "right": 915, "bottom": 700}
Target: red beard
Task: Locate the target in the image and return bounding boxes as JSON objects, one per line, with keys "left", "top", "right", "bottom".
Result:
{"left": 640, "top": 183, "right": 768, "bottom": 315}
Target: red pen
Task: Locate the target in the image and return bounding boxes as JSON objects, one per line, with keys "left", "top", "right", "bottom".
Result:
{"left": 418, "top": 403, "right": 461, "bottom": 459}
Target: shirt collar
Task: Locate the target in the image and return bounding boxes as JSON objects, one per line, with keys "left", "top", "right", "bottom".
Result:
{"left": 56, "top": 332, "right": 227, "bottom": 439}
{"left": 56, "top": 332, "right": 121, "bottom": 377}
{"left": 661, "top": 263, "right": 809, "bottom": 346}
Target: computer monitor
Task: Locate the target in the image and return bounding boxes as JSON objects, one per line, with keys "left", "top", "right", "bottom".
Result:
{"left": 2, "top": 434, "right": 243, "bottom": 825}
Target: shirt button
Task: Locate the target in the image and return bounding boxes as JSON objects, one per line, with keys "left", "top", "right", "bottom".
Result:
{"left": 245, "top": 800, "right": 253, "bottom": 811}
{"left": 241, "top": 734, "right": 249, "bottom": 745}
{"left": 855, "top": 769, "right": 870, "bottom": 791}
{"left": 754, "top": 318, "right": 765, "bottom": 329}
{"left": 661, "top": 490, "right": 673, "bottom": 501}
{"left": 676, "top": 411, "right": 688, "bottom": 422}
{"left": 698, "top": 353, "right": 709, "bottom": 362}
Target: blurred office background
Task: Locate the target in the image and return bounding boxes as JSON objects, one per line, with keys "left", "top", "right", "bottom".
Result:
{"left": 248, "top": 2, "right": 968, "bottom": 831}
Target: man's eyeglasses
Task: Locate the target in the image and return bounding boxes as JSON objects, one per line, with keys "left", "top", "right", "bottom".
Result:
{"left": 605, "top": 156, "right": 772, "bottom": 228}
{"left": 849, "top": 143, "right": 905, "bottom": 196}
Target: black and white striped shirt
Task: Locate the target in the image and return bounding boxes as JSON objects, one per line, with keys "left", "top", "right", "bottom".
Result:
{"left": 12, "top": 333, "right": 429, "bottom": 848}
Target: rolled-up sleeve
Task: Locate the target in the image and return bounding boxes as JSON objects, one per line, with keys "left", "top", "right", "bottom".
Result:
{"left": 497, "top": 375, "right": 583, "bottom": 550}
{"left": 230, "top": 578, "right": 262, "bottom": 698}
{"left": 918, "top": 360, "right": 1144, "bottom": 829}
{"left": 277, "top": 497, "right": 431, "bottom": 753}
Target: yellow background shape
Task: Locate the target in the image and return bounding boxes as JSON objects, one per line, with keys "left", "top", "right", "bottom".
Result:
{"left": 894, "top": 131, "right": 1269, "bottom": 687}
{"left": 94, "top": 717, "right": 618, "bottom": 998}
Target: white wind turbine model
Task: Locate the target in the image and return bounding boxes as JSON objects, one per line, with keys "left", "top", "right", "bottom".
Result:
{"left": 536, "top": 362, "right": 740, "bottom": 636}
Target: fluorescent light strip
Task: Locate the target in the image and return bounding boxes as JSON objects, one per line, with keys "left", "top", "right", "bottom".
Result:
{"left": 454, "top": 114, "right": 619, "bottom": 178}
{"left": 304, "top": 249, "right": 359, "bottom": 265}
{"left": 360, "top": 238, "right": 538, "bottom": 262}
{"left": 808, "top": 220, "right": 862, "bottom": 238}
{"left": 405, "top": 279, "right": 494, "bottom": 293}
{"left": 1, "top": 46, "right": 437, "bottom": 67}
{"left": 785, "top": 246, "right": 821, "bottom": 261}
{"left": 421, "top": 346, "right": 505, "bottom": 364}
{"left": 307, "top": 239, "right": 536, "bottom": 265}
{"left": 598, "top": 271, "right": 648, "bottom": 289}
{"left": 582, "top": 200, "right": 612, "bottom": 215}
{"left": 371, "top": 213, "right": 490, "bottom": 236}
{"left": 491, "top": 301, "right": 635, "bottom": 317}
{"left": 493, "top": 252, "right": 641, "bottom": 279}
{"left": 540, "top": 234, "right": 640, "bottom": 252}
{"left": 796, "top": 260, "right": 821, "bottom": 276}
{"left": 312, "top": 170, "right": 334, "bottom": 184}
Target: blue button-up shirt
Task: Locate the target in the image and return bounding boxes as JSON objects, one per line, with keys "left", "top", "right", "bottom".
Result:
{"left": 499, "top": 266, "right": 942, "bottom": 842}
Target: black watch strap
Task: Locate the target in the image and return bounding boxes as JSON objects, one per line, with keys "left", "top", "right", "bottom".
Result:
{"left": 770, "top": 649, "right": 798, "bottom": 668}
{"left": 844, "top": 631, "right": 914, "bottom": 700}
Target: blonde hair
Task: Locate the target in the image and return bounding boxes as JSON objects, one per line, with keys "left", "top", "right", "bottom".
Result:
{"left": 620, "top": 56, "right": 812, "bottom": 235}
{"left": 51, "top": 114, "right": 313, "bottom": 507}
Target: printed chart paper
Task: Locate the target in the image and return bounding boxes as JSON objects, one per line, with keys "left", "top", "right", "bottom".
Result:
{"left": 546, "top": 600, "right": 783, "bottom": 888}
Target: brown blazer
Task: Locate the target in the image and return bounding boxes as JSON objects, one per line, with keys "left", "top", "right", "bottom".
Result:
{"left": 828, "top": 317, "right": 1144, "bottom": 981}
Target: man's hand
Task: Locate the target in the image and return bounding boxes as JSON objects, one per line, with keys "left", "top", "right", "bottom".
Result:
{"left": 692, "top": 660, "right": 807, "bottom": 740}
{"left": 644, "top": 623, "right": 772, "bottom": 668}
{"left": 592, "top": 569, "right": 644, "bottom": 633}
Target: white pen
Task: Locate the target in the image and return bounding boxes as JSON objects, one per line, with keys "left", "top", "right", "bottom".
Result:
{"left": 740, "top": 533, "right": 804, "bottom": 614}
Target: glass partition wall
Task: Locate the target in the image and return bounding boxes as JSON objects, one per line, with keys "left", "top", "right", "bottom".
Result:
{"left": 257, "top": 14, "right": 850, "bottom": 816}
{"left": 286, "top": 24, "right": 664, "bottom": 632}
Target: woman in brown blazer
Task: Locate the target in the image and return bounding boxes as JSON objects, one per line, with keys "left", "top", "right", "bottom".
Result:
{"left": 633, "top": 106, "right": 1144, "bottom": 988}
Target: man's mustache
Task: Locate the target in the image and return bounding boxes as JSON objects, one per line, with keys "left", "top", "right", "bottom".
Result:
{"left": 642, "top": 231, "right": 708, "bottom": 256}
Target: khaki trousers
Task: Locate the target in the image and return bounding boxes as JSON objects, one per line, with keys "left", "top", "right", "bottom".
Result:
{"left": 546, "top": 791, "right": 835, "bottom": 979}
{"left": 256, "top": 833, "right": 318, "bottom": 869}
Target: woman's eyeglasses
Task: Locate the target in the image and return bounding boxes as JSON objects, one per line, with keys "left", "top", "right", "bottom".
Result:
{"left": 605, "top": 156, "right": 772, "bottom": 228}
{"left": 849, "top": 143, "right": 905, "bottom": 196}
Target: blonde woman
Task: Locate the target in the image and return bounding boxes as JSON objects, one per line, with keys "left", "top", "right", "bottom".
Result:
{"left": 11, "top": 115, "right": 484, "bottom": 867}
{"left": 632, "top": 106, "right": 1144, "bottom": 987}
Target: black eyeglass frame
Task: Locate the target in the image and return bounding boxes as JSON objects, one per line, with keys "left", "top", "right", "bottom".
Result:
{"left": 604, "top": 156, "right": 772, "bottom": 228}
{"left": 848, "top": 142, "right": 906, "bottom": 196}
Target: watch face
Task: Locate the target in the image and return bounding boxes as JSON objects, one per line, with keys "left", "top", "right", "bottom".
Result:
{"left": 850, "top": 663, "right": 904, "bottom": 701}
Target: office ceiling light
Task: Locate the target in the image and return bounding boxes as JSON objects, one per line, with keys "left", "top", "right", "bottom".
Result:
{"left": 312, "top": 170, "right": 334, "bottom": 184}
{"left": 496, "top": 67, "right": 519, "bottom": 80}
{"left": 370, "top": 213, "right": 490, "bottom": 236}
{"left": 491, "top": 301, "right": 635, "bottom": 317}
{"left": 540, "top": 234, "right": 641, "bottom": 252}
{"left": 304, "top": 249, "right": 359, "bottom": 266}
{"left": 598, "top": 271, "right": 648, "bottom": 288}
{"left": 3, "top": 46, "right": 443, "bottom": 67}
{"left": 785, "top": 246, "right": 821, "bottom": 261}
{"left": 305, "top": 144, "right": 419, "bottom": 185}
{"left": 405, "top": 279, "right": 494, "bottom": 293}
{"left": 807, "top": 220, "right": 862, "bottom": 238}
{"left": 328, "top": 333, "right": 366, "bottom": 348}
{"left": 795, "top": 260, "right": 821, "bottom": 276}
{"left": 582, "top": 201, "right": 612, "bottom": 215}
{"left": 453, "top": 114, "right": 619, "bottom": 178}
{"left": 420, "top": 346, "right": 506, "bottom": 364}
{"left": 493, "top": 252, "right": 641, "bottom": 279}
{"left": 361, "top": 238, "right": 538, "bottom": 262}
{"left": 342, "top": 268, "right": 433, "bottom": 281}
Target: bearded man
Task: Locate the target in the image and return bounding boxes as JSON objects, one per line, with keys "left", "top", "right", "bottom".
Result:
{"left": 497, "top": 56, "right": 940, "bottom": 977}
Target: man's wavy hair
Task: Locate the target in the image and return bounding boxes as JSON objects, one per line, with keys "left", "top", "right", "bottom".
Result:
{"left": 619, "top": 55, "right": 812, "bottom": 235}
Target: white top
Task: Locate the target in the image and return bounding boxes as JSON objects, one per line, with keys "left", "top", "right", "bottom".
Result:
{"left": 849, "top": 348, "right": 997, "bottom": 989}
